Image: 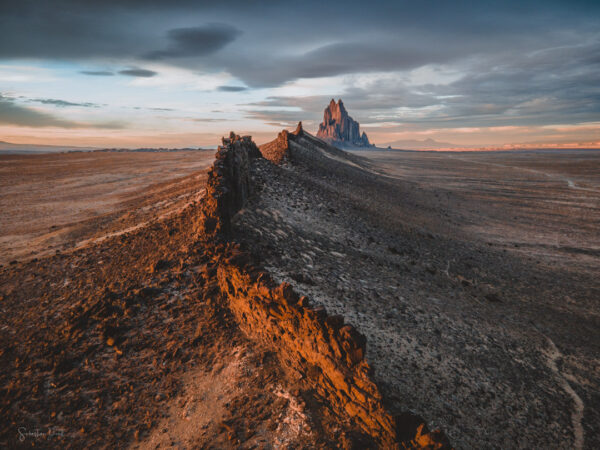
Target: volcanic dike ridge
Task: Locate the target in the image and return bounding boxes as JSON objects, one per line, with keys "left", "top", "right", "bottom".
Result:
{"left": 196, "top": 130, "right": 450, "bottom": 448}
{"left": 0, "top": 129, "right": 450, "bottom": 449}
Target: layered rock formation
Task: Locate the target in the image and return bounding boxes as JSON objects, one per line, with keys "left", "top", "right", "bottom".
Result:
{"left": 317, "top": 99, "right": 371, "bottom": 147}
{"left": 260, "top": 121, "right": 372, "bottom": 175}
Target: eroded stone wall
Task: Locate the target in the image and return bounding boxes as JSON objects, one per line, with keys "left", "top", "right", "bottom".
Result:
{"left": 258, "top": 122, "right": 304, "bottom": 165}
{"left": 197, "top": 132, "right": 449, "bottom": 448}
{"left": 198, "top": 132, "right": 260, "bottom": 237}
{"left": 216, "top": 250, "right": 403, "bottom": 446}
{"left": 259, "top": 130, "right": 290, "bottom": 165}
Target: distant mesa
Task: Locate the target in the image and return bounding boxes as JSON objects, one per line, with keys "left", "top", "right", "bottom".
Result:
{"left": 317, "top": 99, "right": 372, "bottom": 148}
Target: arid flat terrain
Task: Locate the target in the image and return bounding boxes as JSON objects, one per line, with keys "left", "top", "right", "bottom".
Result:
{"left": 1, "top": 140, "right": 598, "bottom": 448}
{"left": 0, "top": 151, "right": 214, "bottom": 265}
{"left": 356, "top": 149, "right": 600, "bottom": 275}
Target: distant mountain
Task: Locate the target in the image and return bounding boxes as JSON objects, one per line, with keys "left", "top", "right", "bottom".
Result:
{"left": 381, "top": 138, "right": 465, "bottom": 150}
{"left": 316, "top": 99, "right": 372, "bottom": 148}
{"left": 0, "top": 141, "right": 209, "bottom": 154}
{"left": 0, "top": 141, "right": 95, "bottom": 154}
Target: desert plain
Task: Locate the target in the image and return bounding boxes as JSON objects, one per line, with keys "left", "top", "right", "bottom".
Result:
{"left": 1, "top": 143, "right": 598, "bottom": 448}
{"left": 0, "top": 150, "right": 214, "bottom": 265}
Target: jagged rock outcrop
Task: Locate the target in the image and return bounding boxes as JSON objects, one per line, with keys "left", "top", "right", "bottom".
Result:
{"left": 200, "top": 132, "right": 450, "bottom": 448}
{"left": 317, "top": 99, "right": 371, "bottom": 147}
{"left": 259, "top": 121, "right": 371, "bottom": 173}
{"left": 218, "top": 255, "right": 399, "bottom": 446}
{"left": 199, "top": 132, "right": 260, "bottom": 237}
{"left": 259, "top": 121, "right": 304, "bottom": 165}
{"left": 294, "top": 120, "right": 305, "bottom": 136}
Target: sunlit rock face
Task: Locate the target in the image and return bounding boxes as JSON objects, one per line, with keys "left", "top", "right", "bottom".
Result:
{"left": 317, "top": 99, "right": 371, "bottom": 147}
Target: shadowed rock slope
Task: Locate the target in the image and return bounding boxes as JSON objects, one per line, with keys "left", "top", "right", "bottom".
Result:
{"left": 251, "top": 127, "right": 600, "bottom": 449}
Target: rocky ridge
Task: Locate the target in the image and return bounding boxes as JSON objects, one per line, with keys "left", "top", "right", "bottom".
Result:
{"left": 0, "top": 131, "right": 449, "bottom": 448}
{"left": 258, "top": 122, "right": 304, "bottom": 165}
{"left": 260, "top": 121, "right": 371, "bottom": 171}
{"left": 317, "top": 99, "right": 371, "bottom": 148}
{"left": 200, "top": 132, "right": 449, "bottom": 448}
{"left": 244, "top": 126, "right": 600, "bottom": 449}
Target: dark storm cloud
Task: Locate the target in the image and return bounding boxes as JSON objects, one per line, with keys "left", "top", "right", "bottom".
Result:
{"left": 0, "top": 94, "right": 126, "bottom": 129}
{"left": 0, "top": 3, "right": 141, "bottom": 59}
{"left": 217, "top": 86, "right": 248, "bottom": 92}
{"left": 145, "top": 24, "right": 241, "bottom": 60}
{"left": 0, "top": 2, "right": 241, "bottom": 60}
{"left": 416, "top": 40, "right": 600, "bottom": 127}
{"left": 2, "top": 1, "right": 597, "bottom": 71}
{"left": 80, "top": 71, "right": 114, "bottom": 76}
{"left": 209, "top": 0, "right": 600, "bottom": 88}
{"left": 118, "top": 69, "right": 157, "bottom": 78}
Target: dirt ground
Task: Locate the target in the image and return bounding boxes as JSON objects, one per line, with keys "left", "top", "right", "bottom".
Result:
{"left": 0, "top": 150, "right": 214, "bottom": 265}
{"left": 1, "top": 144, "right": 598, "bottom": 448}
{"left": 0, "top": 147, "right": 381, "bottom": 449}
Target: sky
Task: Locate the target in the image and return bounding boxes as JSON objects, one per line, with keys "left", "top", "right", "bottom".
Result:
{"left": 0, "top": 0, "right": 599, "bottom": 149}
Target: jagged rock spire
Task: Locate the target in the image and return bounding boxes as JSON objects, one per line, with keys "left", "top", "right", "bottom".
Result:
{"left": 293, "top": 121, "right": 304, "bottom": 135}
{"left": 317, "top": 99, "right": 370, "bottom": 147}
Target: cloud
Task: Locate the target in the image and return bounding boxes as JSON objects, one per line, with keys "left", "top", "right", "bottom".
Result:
{"left": 1, "top": 0, "right": 599, "bottom": 139}
{"left": 227, "top": 42, "right": 448, "bottom": 88}
{"left": 245, "top": 36, "right": 600, "bottom": 131}
{"left": 145, "top": 24, "right": 241, "bottom": 60}
{"left": 30, "top": 98, "right": 99, "bottom": 108}
{"left": 0, "top": 94, "right": 125, "bottom": 129}
{"left": 243, "top": 107, "right": 318, "bottom": 128}
{"left": 80, "top": 70, "right": 114, "bottom": 76}
{"left": 89, "top": 120, "right": 128, "bottom": 129}
{"left": 0, "top": 94, "right": 83, "bottom": 128}
{"left": 188, "top": 118, "right": 226, "bottom": 123}
{"left": 119, "top": 68, "right": 157, "bottom": 78}
{"left": 217, "top": 85, "right": 247, "bottom": 92}
{"left": 1, "top": 1, "right": 598, "bottom": 89}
